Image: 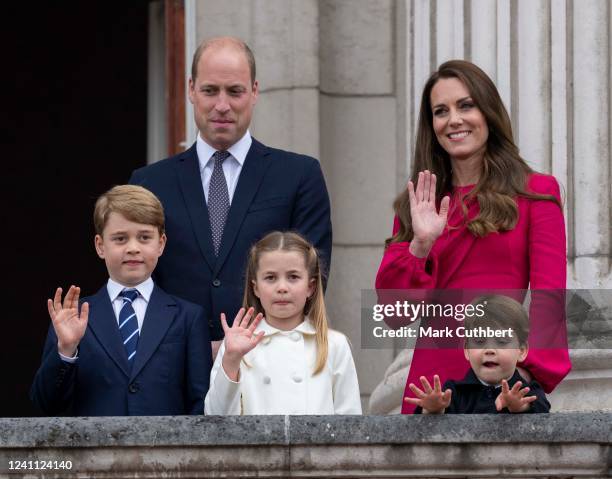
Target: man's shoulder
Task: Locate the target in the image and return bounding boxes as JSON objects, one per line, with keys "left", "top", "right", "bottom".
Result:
{"left": 254, "top": 139, "right": 319, "bottom": 167}
{"left": 131, "top": 146, "right": 196, "bottom": 180}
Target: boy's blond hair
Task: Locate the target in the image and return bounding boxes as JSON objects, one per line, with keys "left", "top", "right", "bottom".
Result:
{"left": 465, "top": 295, "right": 529, "bottom": 346}
{"left": 94, "top": 185, "right": 165, "bottom": 236}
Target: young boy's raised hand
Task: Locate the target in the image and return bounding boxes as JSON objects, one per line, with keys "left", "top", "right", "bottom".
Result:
{"left": 495, "top": 379, "right": 538, "bottom": 413}
{"left": 404, "top": 374, "right": 452, "bottom": 414}
{"left": 47, "top": 286, "right": 89, "bottom": 358}
{"left": 220, "top": 307, "right": 265, "bottom": 381}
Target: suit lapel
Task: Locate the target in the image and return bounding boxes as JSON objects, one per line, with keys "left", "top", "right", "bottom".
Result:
{"left": 130, "top": 285, "right": 176, "bottom": 380}
{"left": 86, "top": 286, "right": 130, "bottom": 378}
{"left": 214, "top": 139, "right": 272, "bottom": 274}
{"left": 176, "top": 144, "right": 216, "bottom": 270}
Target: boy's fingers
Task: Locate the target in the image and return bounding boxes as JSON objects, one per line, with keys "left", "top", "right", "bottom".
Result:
{"left": 47, "top": 299, "right": 56, "bottom": 321}
{"left": 419, "top": 376, "right": 433, "bottom": 394}
{"left": 408, "top": 383, "right": 425, "bottom": 398}
{"left": 63, "top": 286, "right": 75, "bottom": 309}
{"left": 519, "top": 387, "right": 530, "bottom": 397}
{"left": 433, "top": 374, "right": 441, "bottom": 392}
{"left": 523, "top": 395, "right": 537, "bottom": 404}
{"left": 53, "top": 287, "right": 63, "bottom": 312}
{"left": 403, "top": 397, "right": 420, "bottom": 405}
{"left": 80, "top": 302, "right": 89, "bottom": 323}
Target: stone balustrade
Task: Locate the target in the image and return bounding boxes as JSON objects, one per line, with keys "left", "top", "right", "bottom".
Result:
{"left": 1, "top": 413, "right": 611, "bottom": 477}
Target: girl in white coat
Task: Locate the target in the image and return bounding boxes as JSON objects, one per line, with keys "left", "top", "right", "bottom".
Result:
{"left": 204, "top": 231, "right": 362, "bottom": 415}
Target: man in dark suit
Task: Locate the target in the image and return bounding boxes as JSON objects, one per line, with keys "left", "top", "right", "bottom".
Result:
{"left": 31, "top": 186, "right": 210, "bottom": 416}
{"left": 130, "top": 37, "right": 332, "bottom": 350}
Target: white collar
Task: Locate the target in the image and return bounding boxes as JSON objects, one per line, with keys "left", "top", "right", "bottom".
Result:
{"left": 196, "top": 130, "right": 252, "bottom": 171}
{"left": 106, "top": 277, "right": 154, "bottom": 303}
{"left": 256, "top": 317, "right": 317, "bottom": 337}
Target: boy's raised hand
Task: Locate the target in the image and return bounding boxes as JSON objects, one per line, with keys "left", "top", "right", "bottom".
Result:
{"left": 47, "top": 286, "right": 89, "bottom": 358}
{"left": 220, "top": 307, "right": 265, "bottom": 381}
{"left": 404, "top": 374, "right": 452, "bottom": 414}
{"left": 495, "top": 379, "right": 538, "bottom": 413}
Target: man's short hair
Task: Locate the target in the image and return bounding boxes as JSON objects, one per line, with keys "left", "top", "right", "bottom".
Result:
{"left": 191, "top": 37, "right": 256, "bottom": 85}
{"left": 94, "top": 185, "right": 165, "bottom": 236}
{"left": 465, "top": 295, "right": 529, "bottom": 346}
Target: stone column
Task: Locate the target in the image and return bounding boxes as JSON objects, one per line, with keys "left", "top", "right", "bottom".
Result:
{"left": 319, "top": 0, "right": 400, "bottom": 411}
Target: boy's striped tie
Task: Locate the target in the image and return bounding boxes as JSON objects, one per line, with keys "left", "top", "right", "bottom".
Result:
{"left": 118, "top": 289, "right": 140, "bottom": 365}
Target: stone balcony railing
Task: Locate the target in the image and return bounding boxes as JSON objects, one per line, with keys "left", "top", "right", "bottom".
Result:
{"left": 1, "top": 413, "right": 611, "bottom": 478}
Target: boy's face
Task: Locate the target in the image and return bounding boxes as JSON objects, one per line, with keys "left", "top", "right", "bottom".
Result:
{"left": 95, "top": 212, "right": 166, "bottom": 287}
{"left": 463, "top": 336, "right": 528, "bottom": 385}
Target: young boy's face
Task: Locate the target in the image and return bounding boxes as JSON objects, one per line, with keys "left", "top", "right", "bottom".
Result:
{"left": 95, "top": 212, "right": 166, "bottom": 287}
{"left": 463, "top": 336, "right": 528, "bottom": 385}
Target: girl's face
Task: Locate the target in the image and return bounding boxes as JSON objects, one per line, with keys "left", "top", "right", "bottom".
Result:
{"left": 430, "top": 77, "right": 489, "bottom": 163}
{"left": 253, "top": 250, "right": 315, "bottom": 331}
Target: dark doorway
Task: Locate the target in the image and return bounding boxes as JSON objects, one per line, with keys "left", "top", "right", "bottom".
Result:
{"left": 3, "top": 3, "right": 149, "bottom": 416}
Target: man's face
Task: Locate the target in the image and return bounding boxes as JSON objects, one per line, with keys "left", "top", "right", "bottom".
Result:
{"left": 95, "top": 212, "right": 166, "bottom": 287}
{"left": 188, "top": 45, "right": 258, "bottom": 150}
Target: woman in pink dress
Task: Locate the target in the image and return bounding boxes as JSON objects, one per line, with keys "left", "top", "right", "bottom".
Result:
{"left": 375, "top": 60, "right": 570, "bottom": 414}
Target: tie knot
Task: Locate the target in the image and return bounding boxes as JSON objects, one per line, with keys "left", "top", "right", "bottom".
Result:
{"left": 120, "top": 289, "right": 139, "bottom": 302}
{"left": 212, "top": 150, "right": 230, "bottom": 165}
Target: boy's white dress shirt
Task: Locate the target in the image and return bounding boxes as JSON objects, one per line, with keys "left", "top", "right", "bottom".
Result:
{"left": 204, "top": 318, "right": 362, "bottom": 415}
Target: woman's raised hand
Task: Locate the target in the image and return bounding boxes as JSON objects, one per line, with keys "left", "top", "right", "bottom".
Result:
{"left": 407, "top": 170, "right": 450, "bottom": 257}
{"left": 220, "top": 307, "right": 265, "bottom": 381}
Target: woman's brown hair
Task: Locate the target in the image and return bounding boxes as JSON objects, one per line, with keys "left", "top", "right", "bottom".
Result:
{"left": 388, "top": 60, "right": 560, "bottom": 246}
{"left": 242, "top": 231, "right": 329, "bottom": 375}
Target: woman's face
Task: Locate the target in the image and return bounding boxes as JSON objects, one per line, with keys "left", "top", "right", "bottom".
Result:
{"left": 430, "top": 77, "right": 489, "bottom": 163}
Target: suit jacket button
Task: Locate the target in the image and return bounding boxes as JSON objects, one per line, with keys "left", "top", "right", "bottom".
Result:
{"left": 263, "top": 376, "right": 271, "bottom": 384}
{"left": 212, "top": 279, "right": 221, "bottom": 287}
{"left": 128, "top": 383, "right": 139, "bottom": 393}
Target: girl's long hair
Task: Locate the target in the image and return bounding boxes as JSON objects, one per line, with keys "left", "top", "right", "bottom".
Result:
{"left": 387, "top": 60, "right": 560, "bottom": 246}
{"left": 242, "top": 231, "right": 329, "bottom": 375}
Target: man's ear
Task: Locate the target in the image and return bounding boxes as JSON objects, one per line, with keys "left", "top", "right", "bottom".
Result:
{"left": 463, "top": 345, "right": 470, "bottom": 362}
{"left": 518, "top": 344, "right": 529, "bottom": 362}
{"left": 251, "top": 80, "right": 259, "bottom": 104}
{"left": 94, "top": 235, "right": 105, "bottom": 259}
{"left": 188, "top": 77, "right": 195, "bottom": 104}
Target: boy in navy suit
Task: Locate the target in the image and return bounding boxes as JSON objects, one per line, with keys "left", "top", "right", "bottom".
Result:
{"left": 31, "top": 185, "right": 212, "bottom": 415}
{"left": 406, "top": 295, "right": 550, "bottom": 414}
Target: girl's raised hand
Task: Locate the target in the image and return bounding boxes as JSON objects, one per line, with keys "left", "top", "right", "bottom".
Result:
{"left": 407, "top": 171, "right": 450, "bottom": 257}
{"left": 404, "top": 374, "right": 451, "bottom": 414}
{"left": 495, "top": 380, "right": 537, "bottom": 413}
{"left": 220, "top": 307, "right": 265, "bottom": 380}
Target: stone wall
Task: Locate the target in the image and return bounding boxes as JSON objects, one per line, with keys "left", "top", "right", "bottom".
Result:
{"left": 2, "top": 414, "right": 611, "bottom": 477}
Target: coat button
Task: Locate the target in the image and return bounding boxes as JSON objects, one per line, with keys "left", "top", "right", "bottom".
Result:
{"left": 263, "top": 376, "right": 271, "bottom": 384}
{"left": 290, "top": 331, "right": 301, "bottom": 341}
{"left": 292, "top": 375, "right": 303, "bottom": 383}
{"left": 128, "top": 383, "right": 139, "bottom": 393}
{"left": 212, "top": 279, "right": 221, "bottom": 287}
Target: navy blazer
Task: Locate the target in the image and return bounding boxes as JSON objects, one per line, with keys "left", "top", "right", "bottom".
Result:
{"left": 31, "top": 284, "right": 211, "bottom": 416}
{"left": 129, "top": 139, "right": 332, "bottom": 339}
